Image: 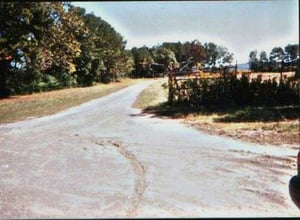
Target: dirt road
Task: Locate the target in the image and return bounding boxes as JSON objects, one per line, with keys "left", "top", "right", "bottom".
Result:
{"left": 0, "top": 80, "right": 299, "bottom": 217}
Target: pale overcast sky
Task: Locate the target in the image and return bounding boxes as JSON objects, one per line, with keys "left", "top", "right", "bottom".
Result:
{"left": 72, "top": 0, "right": 299, "bottom": 63}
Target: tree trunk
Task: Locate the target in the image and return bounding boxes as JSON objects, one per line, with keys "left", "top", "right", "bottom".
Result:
{"left": 0, "top": 60, "right": 10, "bottom": 98}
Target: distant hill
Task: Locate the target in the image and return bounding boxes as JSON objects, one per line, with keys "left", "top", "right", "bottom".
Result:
{"left": 237, "top": 63, "right": 249, "bottom": 70}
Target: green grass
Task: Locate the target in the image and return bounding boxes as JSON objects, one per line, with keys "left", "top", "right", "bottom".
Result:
{"left": 0, "top": 78, "right": 142, "bottom": 123}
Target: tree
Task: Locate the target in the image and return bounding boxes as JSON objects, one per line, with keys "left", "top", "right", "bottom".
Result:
{"left": 0, "top": 2, "right": 138, "bottom": 95}
{"left": 0, "top": 2, "right": 88, "bottom": 94}
{"left": 216, "top": 46, "right": 233, "bottom": 67}
{"left": 284, "top": 44, "right": 299, "bottom": 61}
{"left": 47, "top": 2, "right": 85, "bottom": 74}
{"left": 151, "top": 46, "right": 178, "bottom": 67}
{"left": 71, "top": 7, "right": 128, "bottom": 84}
{"left": 247, "top": 44, "right": 299, "bottom": 74}
{"left": 162, "top": 42, "right": 183, "bottom": 62}
{"left": 249, "top": 50, "right": 259, "bottom": 72}
{"left": 40, "top": 2, "right": 88, "bottom": 89}
{"left": 259, "top": 51, "right": 268, "bottom": 72}
{"left": 114, "top": 50, "right": 134, "bottom": 78}
{"left": 269, "top": 47, "right": 284, "bottom": 72}
{"left": 86, "top": 14, "right": 126, "bottom": 83}
{"left": 131, "top": 46, "right": 154, "bottom": 78}
{"left": 284, "top": 44, "right": 299, "bottom": 72}
{"left": 182, "top": 40, "right": 206, "bottom": 66}
{"left": 204, "top": 42, "right": 218, "bottom": 68}
{"left": 0, "top": 2, "right": 58, "bottom": 94}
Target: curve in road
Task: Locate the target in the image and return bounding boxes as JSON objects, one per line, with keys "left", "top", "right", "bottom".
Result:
{"left": 0, "top": 80, "right": 299, "bottom": 218}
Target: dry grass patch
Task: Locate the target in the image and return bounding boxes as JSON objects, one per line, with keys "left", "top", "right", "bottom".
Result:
{"left": 181, "top": 108, "right": 299, "bottom": 146}
{"left": 132, "top": 78, "right": 168, "bottom": 109}
{"left": 0, "top": 79, "right": 142, "bottom": 123}
{"left": 185, "top": 114, "right": 299, "bottom": 146}
{"left": 134, "top": 79, "right": 299, "bottom": 146}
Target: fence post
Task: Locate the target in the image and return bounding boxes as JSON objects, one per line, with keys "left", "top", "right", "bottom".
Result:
{"left": 168, "top": 72, "right": 175, "bottom": 104}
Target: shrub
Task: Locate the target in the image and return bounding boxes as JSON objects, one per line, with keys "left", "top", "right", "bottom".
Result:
{"left": 168, "top": 76, "right": 299, "bottom": 109}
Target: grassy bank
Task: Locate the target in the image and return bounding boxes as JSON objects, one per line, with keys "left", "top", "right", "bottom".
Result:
{"left": 0, "top": 78, "right": 142, "bottom": 123}
{"left": 134, "top": 79, "right": 300, "bottom": 146}
{"left": 132, "top": 78, "right": 168, "bottom": 109}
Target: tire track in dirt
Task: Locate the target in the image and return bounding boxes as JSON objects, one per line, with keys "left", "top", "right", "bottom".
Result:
{"left": 95, "top": 139, "right": 146, "bottom": 217}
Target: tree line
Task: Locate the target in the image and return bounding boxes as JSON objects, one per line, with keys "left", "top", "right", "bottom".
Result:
{"left": 0, "top": 2, "right": 133, "bottom": 97}
{"left": 130, "top": 41, "right": 234, "bottom": 78}
{"left": 2, "top": 2, "right": 297, "bottom": 98}
{"left": 0, "top": 2, "right": 235, "bottom": 97}
{"left": 248, "top": 44, "right": 299, "bottom": 73}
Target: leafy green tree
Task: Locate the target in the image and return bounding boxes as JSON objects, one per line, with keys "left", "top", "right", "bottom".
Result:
{"left": 204, "top": 42, "right": 218, "bottom": 68}
{"left": 69, "top": 7, "right": 94, "bottom": 86}
{"left": 162, "top": 42, "right": 183, "bottom": 62}
{"left": 47, "top": 2, "right": 85, "bottom": 74}
{"left": 191, "top": 40, "right": 207, "bottom": 64}
{"left": 0, "top": 2, "right": 55, "bottom": 94}
{"left": 87, "top": 14, "right": 126, "bottom": 82}
{"left": 182, "top": 40, "right": 206, "bottom": 66}
{"left": 284, "top": 44, "right": 299, "bottom": 61}
{"left": 114, "top": 49, "right": 134, "bottom": 78}
{"left": 269, "top": 47, "right": 284, "bottom": 72}
{"left": 0, "top": 2, "right": 87, "bottom": 94}
{"left": 0, "top": 2, "right": 135, "bottom": 96}
{"left": 131, "top": 46, "right": 154, "bottom": 77}
{"left": 151, "top": 46, "right": 178, "bottom": 67}
{"left": 70, "top": 7, "right": 128, "bottom": 84}
{"left": 284, "top": 44, "right": 299, "bottom": 72}
{"left": 41, "top": 2, "right": 88, "bottom": 89}
{"left": 216, "top": 46, "right": 233, "bottom": 67}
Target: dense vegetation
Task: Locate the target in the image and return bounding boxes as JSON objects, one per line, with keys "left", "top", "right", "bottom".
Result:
{"left": 168, "top": 76, "right": 299, "bottom": 109}
{"left": 248, "top": 44, "right": 299, "bottom": 73}
{"left": 0, "top": 2, "right": 235, "bottom": 97}
{"left": 166, "top": 45, "right": 300, "bottom": 111}
{"left": 166, "top": 44, "right": 299, "bottom": 110}
{"left": 130, "top": 41, "right": 234, "bottom": 78}
{"left": 1, "top": 2, "right": 298, "bottom": 102}
{"left": 0, "top": 2, "right": 133, "bottom": 97}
